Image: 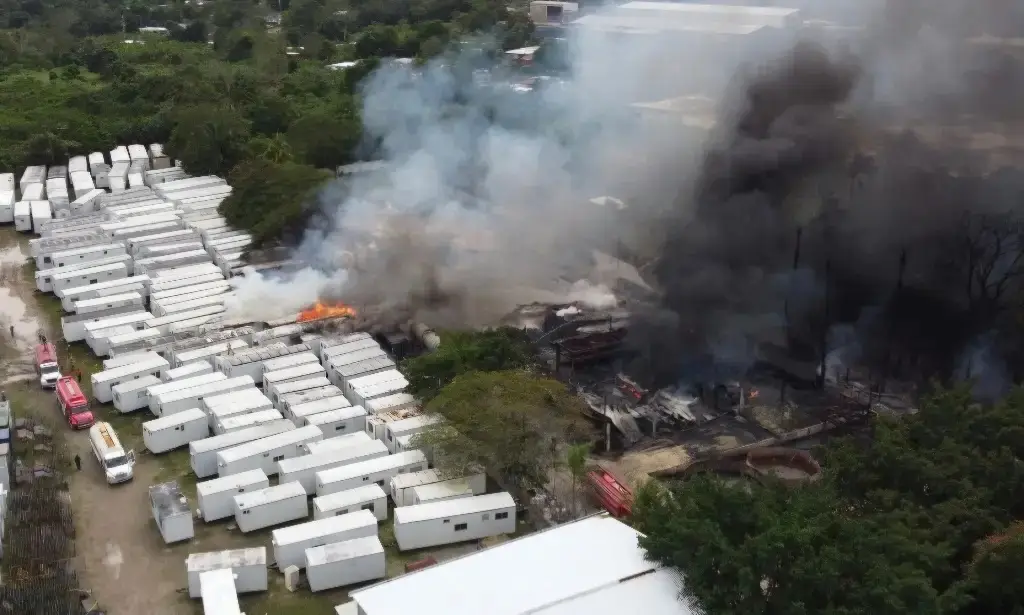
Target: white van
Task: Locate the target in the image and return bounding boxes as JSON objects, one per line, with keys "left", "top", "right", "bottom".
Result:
{"left": 89, "top": 422, "right": 136, "bottom": 484}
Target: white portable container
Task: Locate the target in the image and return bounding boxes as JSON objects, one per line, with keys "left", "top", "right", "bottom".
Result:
{"left": 155, "top": 176, "right": 226, "bottom": 195}
{"left": 13, "top": 201, "right": 32, "bottom": 232}
{"left": 39, "top": 242, "right": 125, "bottom": 271}
{"left": 36, "top": 255, "right": 132, "bottom": 293}
{"left": 146, "top": 372, "right": 227, "bottom": 412}
{"left": 154, "top": 293, "right": 229, "bottom": 317}
{"left": 324, "top": 351, "right": 391, "bottom": 385}
{"left": 303, "top": 406, "right": 367, "bottom": 439}
{"left": 203, "top": 389, "right": 274, "bottom": 425}
{"left": 268, "top": 376, "right": 331, "bottom": 410}
{"left": 106, "top": 329, "right": 163, "bottom": 358}
{"left": 149, "top": 143, "right": 170, "bottom": 169}
{"left": 196, "top": 469, "right": 271, "bottom": 522}
{"left": 110, "top": 146, "right": 130, "bottom": 164}
{"left": 304, "top": 432, "right": 372, "bottom": 456}
{"left": 172, "top": 339, "right": 249, "bottom": 368}
{"left": 271, "top": 510, "right": 377, "bottom": 570}
{"left": 145, "top": 305, "right": 226, "bottom": 335}
{"left": 277, "top": 439, "right": 388, "bottom": 494}
{"left": 190, "top": 420, "right": 294, "bottom": 478}
{"left": 112, "top": 375, "right": 162, "bottom": 413}
{"left": 316, "top": 450, "right": 428, "bottom": 497}
{"left": 186, "top": 547, "right": 268, "bottom": 598}
{"left": 47, "top": 261, "right": 128, "bottom": 293}
{"left": 60, "top": 306, "right": 140, "bottom": 342}
{"left": 0, "top": 190, "right": 15, "bottom": 223}
{"left": 411, "top": 476, "right": 486, "bottom": 504}
{"left": 216, "top": 424, "right": 323, "bottom": 477}
{"left": 91, "top": 355, "right": 170, "bottom": 404}
{"left": 151, "top": 375, "right": 255, "bottom": 417}
{"left": 143, "top": 408, "right": 210, "bottom": 454}
{"left": 150, "top": 280, "right": 229, "bottom": 303}
{"left": 383, "top": 415, "right": 440, "bottom": 454}
{"left": 88, "top": 152, "right": 105, "bottom": 171}
{"left": 263, "top": 363, "right": 326, "bottom": 392}
{"left": 365, "top": 406, "right": 423, "bottom": 441}
{"left": 214, "top": 342, "right": 308, "bottom": 382}
{"left": 280, "top": 385, "right": 347, "bottom": 419}
{"left": 127, "top": 144, "right": 148, "bottom": 161}
{"left": 216, "top": 409, "right": 285, "bottom": 435}
{"left": 57, "top": 275, "right": 150, "bottom": 311}
{"left": 150, "top": 263, "right": 222, "bottom": 280}
{"left": 305, "top": 536, "right": 386, "bottom": 592}
{"left": 350, "top": 379, "right": 410, "bottom": 411}
{"left": 149, "top": 481, "right": 194, "bottom": 543}
{"left": 390, "top": 469, "right": 446, "bottom": 508}
{"left": 345, "top": 368, "right": 407, "bottom": 398}
{"left": 393, "top": 493, "right": 516, "bottom": 551}
{"left": 70, "top": 188, "right": 105, "bottom": 215}
{"left": 107, "top": 161, "right": 130, "bottom": 192}
{"left": 134, "top": 249, "right": 211, "bottom": 276}
{"left": 22, "top": 184, "right": 45, "bottom": 200}
{"left": 103, "top": 350, "right": 160, "bottom": 369}
{"left": 313, "top": 484, "right": 388, "bottom": 521}
{"left": 127, "top": 228, "right": 198, "bottom": 253}
{"left": 88, "top": 325, "right": 139, "bottom": 356}
{"left": 149, "top": 272, "right": 225, "bottom": 293}
{"left": 30, "top": 200, "right": 52, "bottom": 233}
{"left": 81, "top": 309, "right": 150, "bottom": 341}
{"left": 233, "top": 482, "right": 308, "bottom": 533}
{"left": 366, "top": 392, "right": 419, "bottom": 415}
{"left": 261, "top": 351, "right": 320, "bottom": 375}
{"left": 72, "top": 291, "right": 144, "bottom": 316}
{"left": 321, "top": 336, "right": 381, "bottom": 361}
{"left": 163, "top": 360, "right": 213, "bottom": 382}
{"left": 199, "top": 569, "right": 242, "bottom": 615}
{"left": 169, "top": 185, "right": 232, "bottom": 204}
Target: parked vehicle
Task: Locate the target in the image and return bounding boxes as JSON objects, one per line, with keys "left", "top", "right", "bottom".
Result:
{"left": 34, "top": 341, "right": 61, "bottom": 388}
{"left": 88, "top": 422, "right": 135, "bottom": 484}
{"left": 55, "top": 377, "right": 94, "bottom": 429}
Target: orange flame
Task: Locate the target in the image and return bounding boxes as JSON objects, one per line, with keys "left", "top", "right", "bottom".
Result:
{"left": 749, "top": 388, "right": 760, "bottom": 399}
{"left": 297, "top": 301, "right": 356, "bottom": 323}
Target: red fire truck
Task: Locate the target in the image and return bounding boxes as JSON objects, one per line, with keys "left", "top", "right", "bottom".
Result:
{"left": 34, "top": 341, "right": 61, "bottom": 389}
{"left": 55, "top": 376, "right": 94, "bottom": 430}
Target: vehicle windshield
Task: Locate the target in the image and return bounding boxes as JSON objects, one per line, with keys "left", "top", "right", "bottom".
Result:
{"left": 103, "top": 455, "right": 128, "bottom": 469}
{"left": 41, "top": 364, "right": 60, "bottom": 376}
{"left": 70, "top": 404, "right": 90, "bottom": 415}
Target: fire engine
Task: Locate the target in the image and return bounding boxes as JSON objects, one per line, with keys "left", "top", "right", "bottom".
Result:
{"left": 55, "top": 377, "right": 94, "bottom": 429}
{"left": 34, "top": 340, "right": 61, "bottom": 388}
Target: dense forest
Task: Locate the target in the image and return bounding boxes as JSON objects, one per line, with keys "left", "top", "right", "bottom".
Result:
{"left": 0, "top": 0, "right": 538, "bottom": 243}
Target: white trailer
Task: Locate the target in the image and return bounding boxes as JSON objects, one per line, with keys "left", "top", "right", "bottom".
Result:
{"left": 190, "top": 420, "right": 294, "bottom": 479}
{"left": 149, "top": 272, "right": 224, "bottom": 293}
{"left": 70, "top": 189, "right": 104, "bottom": 216}
{"left": 203, "top": 387, "right": 273, "bottom": 417}
{"left": 393, "top": 492, "right": 516, "bottom": 551}
{"left": 134, "top": 250, "right": 211, "bottom": 276}
{"left": 196, "top": 469, "right": 270, "bottom": 522}
{"left": 151, "top": 375, "right": 255, "bottom": 418}
{"left": 72, "top": 292, "right": 144, "bottom": 316}
{"left": 22, "top": 184, "right": 45, "bottom": 200}
{"left": 280, "top": 385, "right": 346, "bottom": 419}
{"left": 214, "top": 343, "right": 294, "bottom": 381}
{"left": 169, "top": 185, "right": 232, "bottom": 204}
{"left": 323, "top": 345, "right": 389, "bottom": 371}
{"left": 0, "top": 190, "right": 14, "bottom": 224}
{"left": 268, "top": 376, "right": 331, "bottom": 410}
{"left": 91, "top": 355, "right": 170, "bottom": 403}
{"left": 146, "top": 372, "right": 227, "bottom": 413}
{"left": 199, "top": 569, "right": 242, "bottom": 615}
{"left": 162, "top": 360, "right": 213, "bottom": 382}
{"left": 143, "top": 408, "right": 210, "bottom": 454}
{"left": 411, "top": 477, "right": 484, "bottom": 505}
{"left": 277, "top": 439, "right": 388, "bottom": 494}
{"left": 171, "top": 339, "right": 248, "bottom": 368}
{"left": 31, "top": 230, "right": 107, "bottom": 258}
{"left": 127, "top": 143, "right": 148, "bottom": 161}
{"left": 186, "top": 547, "right": 268, "bottom": 598}
{"left": 88, "top": 152, "right": 105, "bottom": 171}
{"left": 344, "top": 369, "right": 406, "bottom": 401}
{"left": 106, "top": 329, "right": 163, "bottom": 358}
{"left": 271, "top": 510, "right": 377, "bottom": 571}
{"left": 81, "top": 310, "right": 151, "bottom": 342}
{"left": 365, "top": 406, "right": 423, "bottom": 441}
{"left": 304, "top": 432, "right": 372, "bottom": 457}
{"left": 263, "top": 363, "right": 326, "bottom": 392}
{"left": 233, "top": 481, "right": 308, "bottom": 533}
{"left": 145, "top": 305, "right": 226, "bottom": 335}
{"left": 155, "top": 176, "right": 226, "bottom": 195}
{"left": 352, "top": 379, "right": 410, "bottom": 411}
{"left": 112, "top": 375, "right": 162, "bottom": 413}
{"left": 46, "top": 261, "right": 127, "bottom": 293}
{"left": 60, "top": 304, "right": 142, "bottom": 343}
{"left": 327, "top": 355, "right": 395, "bottom": 390}
{"left": 390, "top": 469, "right": 446, "bottom": 508}
{"left": 287, "top": 396, "right": 355, "bottom": 427}
{"left": 114, "top": 203, "right": 178, "bottom": 220}
{"left": 13, "top": 201, "right": 32, "bottom": 232}
{"left": 302, "top": 406, "right": 368, "bottom": 442}
{"left": 305, "top": 536, "right": 386, "bottom": 592}
{"left": 58, "top": 276, "right": 150, "bottom": 311}
{"left": 138, "top": 241, "right": 204, "bottom": 260}
{"left": 216, "top": 424, "right": 322, "bottom": 477}
{"left": 103, "top": 350, "right": 161, "bottom": 369}
{"left": 19, "top": 165, "right": 45, "bottom": 192}
{"left": 153, "top": 293, "right": 229, "bottom": 317}
{"left": 148, "top": 143, "right": 170, "bottom": 169}
{"left": 109, "top": 146, "right": 130, "bottom": 164}
{"left": 127, "top": 229, "right": 198, "bottom": 255}
{"left": 314, "top": 484, "right": 388, "bottom": 521}
{"left": 0, "top": 171, "right": 12, "bottom": 192}
{"left": 36, "top": 255, "right": 132, "bottom": 293}
{"left": 207, "top": 399, "right": 275, "bottom": 432}
{"left": 150, "top": 481, "right": 194, "bottom": 544}
{"left": 30, "top": 200, "right": 52, "bottom": 233}
{"left": 107, "top": 161, "right": 129, "bottom": 192}
{"left": 39, "top": 242, "right": 125, "bottom": 271}
{"left": 150, "top": 280, "right": 229, "bottom": 303}
{"left": 366, "top": 392, "right": 419, "bottom": 415}
{"left": 316, "top": 450, "right": 428, "bottom": 497}
{"left": 261, "top": 351, "right": 320, "bottom": 375}
{"left": 251, "top": 323, "right": 317, "bottom": 347}
{"left": 216, "top": 409, "right": 285, "bottom": 435}
{"left": 383, "top": 415, "right": 440, "bottom": 454}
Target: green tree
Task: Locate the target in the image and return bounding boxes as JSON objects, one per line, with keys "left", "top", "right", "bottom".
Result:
{"left": 221, "top": 158, "right": 332, "bottom": 244}
{"left": 403, "top": 328, "right": 535, "bottom": 400}
{"left": 286, "top": 104, "right": 361, "bottom": 169}
{"left": 166, "top": 105, "right": 251, "bottom": 175}
{"left": 413, "top": 370, "right": 589, "bottom": 492}
{"left": 565, "top": 443, "right": 589, "bottom": 518}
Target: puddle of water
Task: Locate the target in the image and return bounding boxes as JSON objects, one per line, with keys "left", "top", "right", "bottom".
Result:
{"left": 0, "top": 229, "right": 43, "bottom": 352}
{"left": 0, "top": 237, "right": 25, "bottom": 265}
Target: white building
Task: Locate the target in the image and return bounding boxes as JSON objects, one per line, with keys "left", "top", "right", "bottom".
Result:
{"left": 346, "top": 514, "right": 692, "bottom": 615}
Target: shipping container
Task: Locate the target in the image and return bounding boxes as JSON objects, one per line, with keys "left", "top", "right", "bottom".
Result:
{"left": 268, "top": 376, "right": 331, "bottom": 410}
{"left": 350, "top": 379, "right": 410, "bottom": 411}
{"left": 146, "top": 372, "right": 228, "bottom": 412}
{"left": 0, "top": 191, "right": 15, "bottom": 224}
{"left": 149, "top": 143, "right": 170, "bottom": 169}
{"left": 314, "top": 484, "right": 388, "bottom": 521}
{"left": 107, "top": 161, "right": 129, "bottom": 192}
{"left": 153, "top": 293, "right": 230, "bottom": 317}
{"left": 61, "top": 307, "right": 145, "bottom": 343}
{"left": 314, "top": 332, "right": 372, "bottom": 361}
{"left": 196, "top": 469, "right": 270, "bottom": 522}
{"left": 155, "top": 176, "right": 226, "bottom": 196}
{"left": 216, "top": 409, "right": 285, "bottom": 435}
{"left": 280, "top": 385, "right": 346, "bottom": 419}
{"left": 393, "top": 493, "right": 515, "bottom": 551}
{"left": 150, "top": 375, "right": 255, "bottom": 418}
{"left": 71, "top": 292, "right": 144, "bottom": 316}
{"left": 390, "top": 469, "right": 446, "bottom": 507}
{"left": 263, "top": 363, "right": 326, "bottom": 392}
{"left": 261, "top": 351, "right": 320, "bottom": 375}
{"left": 171, "top": 339, "right": 248, "bottom": 368}
{"left": 109, "top": 146, "right": 130, "bottom": 164}
{"left": 88, "top": 152, "right": 105, "bottom": 171}
{"left": 30, "top": 229, "right": 107, "bottom": 258}
{"left": 145, "top": 305, "right": 226, "bottom": 335}
{"left": 203, "top": 388, "right": 273, "bottom": 422}
{"left": 37, "top": 242, "right": 125, "bottom": 271}
{"left": 22, "top": 184, "right": 45, "bottom": 201}
{"left": 58, "top": 276, "right": 150, "bottom": 312}
{"left": 410, "top": 476, "right": 484, "bottom": 505}
{"left": 271, "top": 509, "right": 377, "bottom": 570}
{"left": 143, "top": 408, "right": 210, "bottom": 454}
{"left": 106, "top": 329, "right": 164, "bottom": 359}
{"left": 304, "top": 431, "right": 373, "bottom": 456}
{"left": 383, "top": 415, "right": 440, "bottom": 454}
{"left": 189, "top": 420, "right": 294, "bottom": 478}
{"left": 162, "top": 360, "right": 213, "bottom": 383}
{"left": 302, "top": 406, "right": 367, "bottom": 444}
{"left": 103, "top": 350, "right": 162, "bottom": 370}
{"left": 19, "top": 165, "right": 46, "bottom": 192}
{"left": 287, "top": 397, "right": 356, "bottom": 427}
{"left": 149, "top": 481, "right": 194, "bottom": 543}
{"left": 80, "top": 310, "right": 151, "bottom": 342}
{"left": 70, "top": 188, "right": 104, "bottom": 216}
{"left": 36, "top": 256, "right": 132, "bottom": 293}
{"left": 133, "top": 249, "right": 211, "bottom": 276}
{"left": 112, "top": 375, "right": 162, "bottom": 413}
{"left": 232, "top": 481, "right": 308, "bottom": 533}
{"left": 127, "top": 229, "right": 198, "bottom": 255}
{"left": 216, "top": 424, "right": 322, "bottom": 477}
{"left": 148, "top": 272, "right": 225, "bottom": 293}
{"left": 13, "top": 201, "right": 33, "bottom": 232}
{"left": 186, "top": 547, "right": 268, "bottom": 598}
{"left": 277, "top": 439, "right": 388, "bottom": 494}
{"left": 305, "top": 536, "right": 386, "bottom": 592}
{"left": 327, "top": 355, "right": 395, "bottom": 390}
{"left": 316, "top": 450, "right": 428, "bottom": 497}
{"left": 365, "top": 392, "right": 419, "bottom": 415}
{"left": 91, "top": 355, "right": 170, "bottom": 403}
{"left": 149, "top": 282, "right": 229, "bottom": 307}
{"left": 199, "top": 569, "right": 242, "bottom": 615}
{"left": 30, "top": 200, "right": 52, "bottom": 233}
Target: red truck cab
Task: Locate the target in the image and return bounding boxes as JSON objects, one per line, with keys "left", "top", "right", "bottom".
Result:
{"left": 34, "top": 342, "right": 61, "bottom": 389}
{"left": 56, "top": 377, "right": 94, "bottom": 429}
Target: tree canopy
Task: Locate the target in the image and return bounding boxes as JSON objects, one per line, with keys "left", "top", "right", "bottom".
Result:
{"left": 403, "top": 327, "right": 535, "bottom": 401}
{"left": 632, "top": 387, "right": 1024, "bottom": 615}
{"left": 413, "top": 370, "right": 589, "bottom": 491}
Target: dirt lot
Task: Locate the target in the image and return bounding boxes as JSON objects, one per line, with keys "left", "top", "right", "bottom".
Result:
{"left": 0, "top": 228, "right": 523, "bottom": 615}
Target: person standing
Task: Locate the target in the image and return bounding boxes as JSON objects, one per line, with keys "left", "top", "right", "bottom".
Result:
{"left": 74, "top": 454, "right": 82, "bottom": 471}
{"left": 8, "top": 325, "right": 13, "bottom": 338}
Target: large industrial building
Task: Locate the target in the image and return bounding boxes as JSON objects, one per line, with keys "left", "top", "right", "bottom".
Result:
{"left": 341, "top": 514, "right": 692, "bottom": 615}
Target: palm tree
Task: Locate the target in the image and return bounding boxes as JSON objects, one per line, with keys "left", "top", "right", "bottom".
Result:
{"left": 566, "top": 443, "right": 589, "bottom": 518}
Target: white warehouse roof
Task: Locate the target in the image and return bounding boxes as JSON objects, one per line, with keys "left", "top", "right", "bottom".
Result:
{"left": 349, "top": 514, "right": 693, "bottom": 615}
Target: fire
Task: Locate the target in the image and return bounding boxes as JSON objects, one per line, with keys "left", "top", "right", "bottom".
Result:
{"left": 749, "top": 388, "right": 760, "bottom": 399}
{"left": 296, "top": 301, "right": 356, "bottom": 323}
